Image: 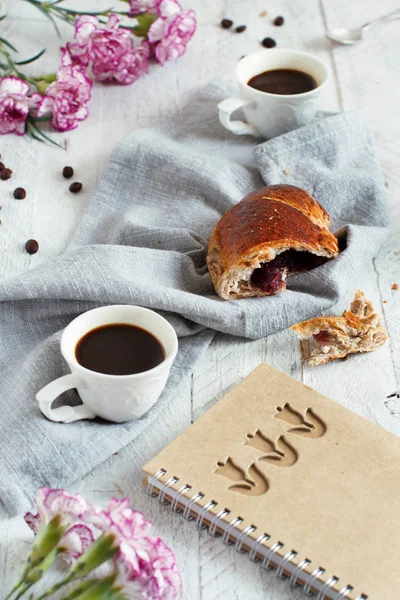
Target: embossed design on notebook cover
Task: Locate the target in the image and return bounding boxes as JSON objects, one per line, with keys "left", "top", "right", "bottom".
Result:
{"left": 274, "top": 403, "right": 327, "bottom": 438}
{"left": 246, "top": 431, "right": 298, "bottom": 466}
{"left": 215, "top": 457, "right": 269, "bottom": 496}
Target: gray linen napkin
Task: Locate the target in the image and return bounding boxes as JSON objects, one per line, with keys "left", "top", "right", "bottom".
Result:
{"left": 0, "top": 83, "right": 388, "bottom": 515}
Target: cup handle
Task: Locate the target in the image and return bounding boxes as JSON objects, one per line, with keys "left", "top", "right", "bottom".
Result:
{"left": 218, "top": 97, "right": 261, "bottom": 136}
{"left": 36, "top": 374, "right": 96, "bottom": 424}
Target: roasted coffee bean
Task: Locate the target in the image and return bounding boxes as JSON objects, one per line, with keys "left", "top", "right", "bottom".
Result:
{"left": 235, "top": 25, "right": 246, "bottom": 33}
{"left": 0, "top": 162, "right": 4, "bottom": 170}
{"left": 69, "top": 182, "right": 82, "bottom": 193}
{"left": 0, "top": 168, "right": 12, "bottom": 180}
{"left": 221, "top": 18, "right": 233, "bottom": 29}
{"left": 62, "top": 166, "right": 74, "bottom": 178}
{"left": 262, "top": 37, "right": 277, "bottom": 48}
{"left": 13, "top": 187, "right": 26, "bottom": 200}
{"left": 274, "top": 16, "right": 284, "bottom": 26}
{"left": 25, "top": 239, "right": 39, "bottom": 254}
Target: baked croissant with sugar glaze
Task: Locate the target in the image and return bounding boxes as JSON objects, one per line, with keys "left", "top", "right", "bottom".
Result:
{"left": 206, "top": 184, "right": 339, "bottom": 300}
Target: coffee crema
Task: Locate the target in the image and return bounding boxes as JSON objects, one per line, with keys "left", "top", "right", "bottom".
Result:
{"left": 75, "top": 323, "right": 165, "bottom": 376}
{"left": 247, "top": 68, "right": 317, "bottom": 95}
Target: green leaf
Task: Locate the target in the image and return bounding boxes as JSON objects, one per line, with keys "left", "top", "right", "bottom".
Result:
{"left": 25, "top": 0, "right": 61, "bottom": 36}
{"left": 15, "top": 48, "right": 46, "bottom": 65}
{"left": 0, "top": 35, "right": 18, "bottom": 52}
{"left": 132, "top": 12, "right": 158, "bottom": 37}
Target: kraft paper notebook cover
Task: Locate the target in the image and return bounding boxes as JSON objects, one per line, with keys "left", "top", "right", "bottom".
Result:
{"left": 142, "top": 364, "right": 400, "bottom": 600}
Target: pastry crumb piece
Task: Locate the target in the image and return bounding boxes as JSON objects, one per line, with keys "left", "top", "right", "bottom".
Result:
{"left": 392, "top": 283, "right": 398, "bottom": 290}
{"left": 291, "top": 291, "right": 387, "bottom": 366}
{"left": 259, "top": 10, "right": 267, "bottom": 16}
{"left": 283, "top": 169, "right": 291, "bottom": 176}
{"left": 383, "top": 300, "right": 387, "bottom": 304}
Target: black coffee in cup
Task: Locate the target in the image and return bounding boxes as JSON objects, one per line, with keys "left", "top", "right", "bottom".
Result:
{"left": 248, "top": 69, "right": 317, "bottom": 95}
{"left": 75, "top": 323, "right": 165, "bottom": 376}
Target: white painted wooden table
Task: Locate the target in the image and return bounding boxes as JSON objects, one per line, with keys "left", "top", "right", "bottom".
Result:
{"left": 1, "top": 1, "right": 400, "bottom": 598}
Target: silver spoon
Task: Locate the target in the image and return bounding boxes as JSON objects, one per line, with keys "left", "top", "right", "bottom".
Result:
{"left": 326, "top": 8, "right": 400, "bottom": 44}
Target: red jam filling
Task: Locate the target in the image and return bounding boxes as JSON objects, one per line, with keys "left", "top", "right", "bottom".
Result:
{"left": 250, "top": 250, "right": 326, "bottom": 294}
{"left": 312, "top": 330, "right": 331, "bottom": 345}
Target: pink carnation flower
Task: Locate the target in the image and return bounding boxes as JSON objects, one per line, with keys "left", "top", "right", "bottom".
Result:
{"left": 0, "top": 77, "right": 42, "bottom": 136}
{"left": 129, "top": 0, "right": 161, "bottom": 15}
{"left": 25, "top": 490, "right": 182, "bottom": 598}
{"left": 91, "top": 16, "right": 149, "bottom": 85}
{"left": 115, "top": 535, "right": 182, "bottom": 600}
{"left": 67, "top": 15, "right": 99, "bottom": 67}
{"left": 36, "top": 50, "right": 92, "bottom": 132}
{"left": 67, "top": 15, "right": 148, "bottom": 85}
{"left": 24, "top": 487, "right": 95, "bottom": 565}
{"left": 148, "top": 2, "right": 196, "bottom": 65}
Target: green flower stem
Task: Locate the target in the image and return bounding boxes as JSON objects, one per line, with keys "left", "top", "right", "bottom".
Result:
{"left": 74, "top": 579, "right": 125, "bottom": 600}
{"left": 34, "top": 533, "right": 119, "bottom": 600}
{"left": 6, "top": 520, "right": 67, "bottom": 600}
{"left": 26, "top": 516, "right": 66, "bottom": 571}
{"left": 132, "top": 13, "right": 158, "bottom": 37}
{"left": 5, "top": 576, "right": 26, "bottom": 600}
{"left": 34, "top": 73, "right": 57, "bottom": 94}
{"left": 61, "top": 576, "right": 124, "bottom": 600}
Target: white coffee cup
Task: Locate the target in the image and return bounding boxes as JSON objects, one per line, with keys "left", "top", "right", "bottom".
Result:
{"left": 36, "top": 305, "right": 178, "bottom": 424}
{"left": 218, "top": 49, "right": 329, "bottom": 139}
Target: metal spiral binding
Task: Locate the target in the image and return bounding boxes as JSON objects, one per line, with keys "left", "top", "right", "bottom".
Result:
{"left": 196, "top": 500, "right": 217, "bottom": 530}
{"left": 337, "top": 586, "right": 353, "bottom": 598}
{"left": 182, "top": 492, "right": 203, "bottom": 521}
{"left": 158, "top": 476, "right": 178, "bottom": 505}
{"left": 222, "top": 516, "right": 243, "bottom": 545}
{"left": 262, "top": 541, "right": 283, "bottom": 570}
{"left": 316, "top": 577, "right": 338, "bottom": 599}
{"left": 170, "top": 484, "right": 191, "bottom": 513}
{"left": 304, "top": 567, "right": 325, "bottom": 596}
{"left": 248, "top": 533, "right": 269, "bottom": 563}
{"left": 276, "top": 550, "right": 297, "bottom": 579}
{"left": 209, "top": 508, "right": 230, "bottom": 537}
{"left": 235, "top": 525, "right": 256, "bottom": 554}
{"left": 289, "top": 558, "right": 311, "bottom": 588}
{"left": 147, "top": 470, "right": 368, "bottom": 600}
{"left": 147, "top": 469, "right": 166, "bottom": 497}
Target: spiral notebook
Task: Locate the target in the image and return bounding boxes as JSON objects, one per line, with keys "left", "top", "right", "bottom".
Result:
{"left": 143, "top": 364, "right": 400, "bottom": 600}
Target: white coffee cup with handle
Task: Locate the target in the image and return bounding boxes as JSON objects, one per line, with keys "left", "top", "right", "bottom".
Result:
{"left": 218, "top": 49, "right": 329, "bottom": 139}
{"left": 36, "top": 305, "right": 178, "bottom": 424}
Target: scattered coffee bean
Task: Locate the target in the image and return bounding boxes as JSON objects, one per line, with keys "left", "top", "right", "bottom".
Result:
{"left": 25, "top": 239, "right": 39, "bottom": 254}
{"left": 221, "top": 18, "right": 233, "bottom": 29}
{"left": 0, "top": 168, "right": 12, "bottom": 180}
{"left": 274, "top": 16, "right": 284, "bottom": 26}
{"left": 235, "top": 25, "right": 246, "bottom": 33}
{"left": 262, "top": 37, "right": 277, "bottom": 48}
{"left": 62, "top": 166, "right": 74, "bottom": 179}
{"left": 0, "top": 162, "right": 4, "bottom": 170}
{"left": 13, "top": 187, "right": 26, "bottom": 200}
{"left": 69, "top": 181, "right": 83, "bottom": 193}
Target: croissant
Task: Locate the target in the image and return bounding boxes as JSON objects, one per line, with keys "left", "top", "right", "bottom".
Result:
{"left": 291, "top": 291, "right": 388, "bottom": 366}
{"left": 206, "top": 184, "right": 339, "bottom": 300}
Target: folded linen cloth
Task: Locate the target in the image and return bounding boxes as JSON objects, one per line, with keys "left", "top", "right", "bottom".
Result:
{"left": 0, "top": 83, "right": 388, "bottom": 515}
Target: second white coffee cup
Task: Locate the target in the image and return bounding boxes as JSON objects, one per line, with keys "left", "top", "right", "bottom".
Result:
{"left": 36, "top": 305, "right": 178, "bottom": 424}
{"left": 218, "top": 49, "right": 329, "bottom": 139}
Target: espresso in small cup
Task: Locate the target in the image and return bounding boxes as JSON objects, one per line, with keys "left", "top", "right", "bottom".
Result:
{"left": 36, "top": 305, "right": 178, "bottom": 424}
{"left": 75, "top": 323, "right": 165, "bottom": 376}
{"left": 218, "top": 49, "right": 330, "bottom": 139}
{"left": 247, "top": 68, "right": 317, "bottom": 96}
